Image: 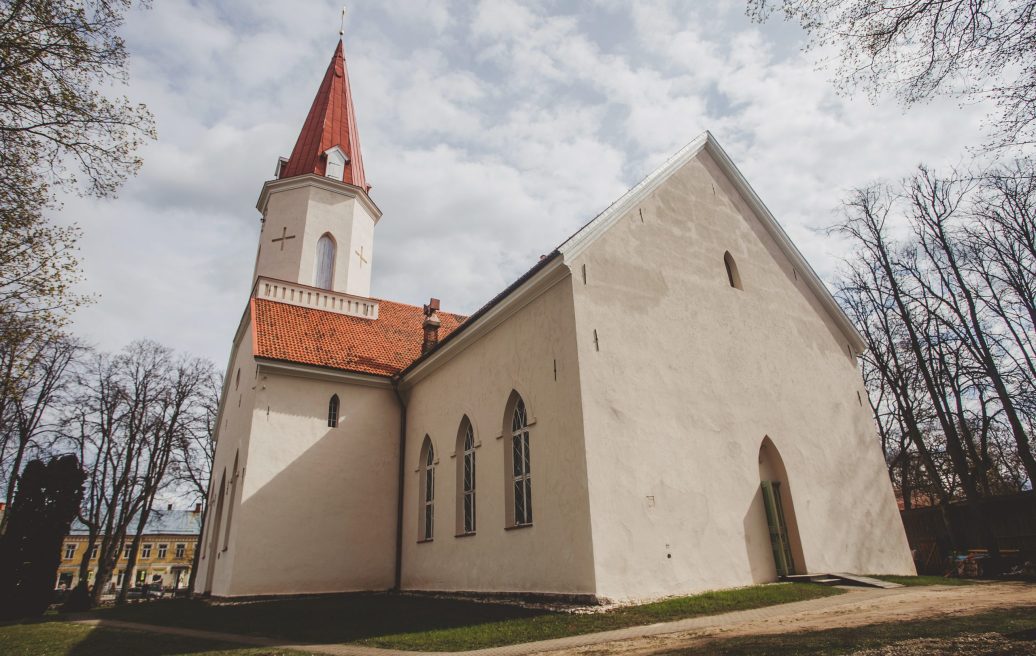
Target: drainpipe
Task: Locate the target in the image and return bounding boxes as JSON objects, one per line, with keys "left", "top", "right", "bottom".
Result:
{"left": 391, "top": 375, "right": 407, "bottom": 591}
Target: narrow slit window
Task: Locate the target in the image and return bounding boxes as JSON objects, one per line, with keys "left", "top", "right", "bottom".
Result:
{"left": 724, "top": 251, "right": 742, "bottom": 290}
{"left": 327, "top": 394, "right": 340, "bottom": 428}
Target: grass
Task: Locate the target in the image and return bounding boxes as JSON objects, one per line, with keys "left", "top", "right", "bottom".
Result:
{"left": 661, "top": 604, "right": 1036, "bottom": 655}
{"left": 78, "top": 583, "right": 841, "bottom": 652}
{"left": 0, "top": 620, "right": 307, "bottom": 656}
{"left": 872, "top": 574, "right": 978, "bottom": 587}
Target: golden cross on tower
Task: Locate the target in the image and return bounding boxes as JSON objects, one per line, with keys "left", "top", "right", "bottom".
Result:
{"left": 339, "top": 6, "right": 347, "bottom": 36}
{"left": 355, "top": 245, "right": 368, "bottom": 267}
{"left": 271, "top": 226, "right": 296, "bottom": 251}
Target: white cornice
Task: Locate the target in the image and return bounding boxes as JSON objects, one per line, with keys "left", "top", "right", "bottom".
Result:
{"left": 400, "top": 257, "right": 569, "bottom": 389}
{"left": 255, "top": 174, "right": 382, "bottom": 223}
{"left": 256, "top": 358, "right": 393, "bottom": 389}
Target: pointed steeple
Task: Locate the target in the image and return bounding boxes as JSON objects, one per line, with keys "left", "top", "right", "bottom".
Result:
{"left": 279, "top": 40, "right": 368, "bottom": 190}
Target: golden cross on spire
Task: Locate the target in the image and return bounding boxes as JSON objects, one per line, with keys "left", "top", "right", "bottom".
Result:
{"left": 339, "top": 6, "right": 347, "bottom": 37}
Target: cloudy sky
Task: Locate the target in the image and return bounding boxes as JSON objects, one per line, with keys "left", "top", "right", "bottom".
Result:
{"left": 57, "top": 0, "right": 992, "bottom": 365}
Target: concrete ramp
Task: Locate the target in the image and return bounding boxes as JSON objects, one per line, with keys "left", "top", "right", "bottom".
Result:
{"left": 783, "top": 573, "right": 903, "bottom": 589}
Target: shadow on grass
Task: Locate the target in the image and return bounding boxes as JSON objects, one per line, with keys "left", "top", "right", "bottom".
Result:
{"left": 83, "top": 593, "right": 547, "bottom": 645}
{"left": 0, "top": 621, "right": 299, "bottom": 656}
{"left": 72, "top": 584, "right": 841, "bottom": 651}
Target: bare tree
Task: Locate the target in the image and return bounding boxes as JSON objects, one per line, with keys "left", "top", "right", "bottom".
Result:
{"left": 0, "top": 328, "right": 81, "bottom": 534}
{"left": 748, "top": 0, "right": 1036, "bottom": 149}
{"left": 170, "top": 370, "right": 219, "bottom": 596}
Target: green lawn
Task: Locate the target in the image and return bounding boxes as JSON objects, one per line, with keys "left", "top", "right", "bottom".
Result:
{"left": 0, "top": 621, "right": 307, "bottom": 656}
{"left": 872, "top": 574, "right": 978, "bottom": 587}
{"left": 80, "top": 583, "right": 841, "bottom": 651}
{"left": 661, "top": 604, "right": 1036, "bottom": 655}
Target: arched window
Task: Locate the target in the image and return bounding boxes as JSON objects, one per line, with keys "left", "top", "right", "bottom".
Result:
{"left": 506, "top": 394, "right": 532, "bottom": 527}
{"left": 314, "top": 234, "right": 336, "bottom": 290}
{"left": 419, "top": 437, "right": 435, "bottom": 541}
{"left": 456, "top": 418, "right": 476, "bottom": 535}
{"left": 724, "top": 251, "right": 742, "bottom": 290}
{"left": 327, "top": 394, "right": 340, "bottom": 428}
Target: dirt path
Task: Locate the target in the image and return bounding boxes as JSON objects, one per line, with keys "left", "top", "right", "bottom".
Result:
{"left": 542, "top": 583, "right": 1036, "bottom": 656}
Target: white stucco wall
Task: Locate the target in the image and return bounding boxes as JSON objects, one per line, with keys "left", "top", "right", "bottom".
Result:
{"left": 399, "top": 278, "right": 597, "bottom": 597}
{"left": 255, "top": 182, "right": 376, "bottom": 297}
{"left": 568, "top": 149, "right": 914, "bottom": 601}
{"left": 215, "top": 369, "right": 399, "bottom": 596}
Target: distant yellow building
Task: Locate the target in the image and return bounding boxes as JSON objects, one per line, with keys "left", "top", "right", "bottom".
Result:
{"left": 56, "top": 505, "right": 203, "bottom": 593}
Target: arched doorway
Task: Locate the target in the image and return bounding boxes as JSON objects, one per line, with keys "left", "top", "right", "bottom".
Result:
{"left": 758, "top": 437, "right": 806, "bottom": 577}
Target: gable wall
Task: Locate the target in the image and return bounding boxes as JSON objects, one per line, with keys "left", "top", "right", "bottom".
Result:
{"left": 400, "top": 277, "right": 597, "bottom": 596}
{"left": 569, "top": 149, "right": 913, "bottom": 601}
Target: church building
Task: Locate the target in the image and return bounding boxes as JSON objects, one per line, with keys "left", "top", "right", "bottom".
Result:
{"left": 194, "top": 36, "right": 914, "bottom": 602}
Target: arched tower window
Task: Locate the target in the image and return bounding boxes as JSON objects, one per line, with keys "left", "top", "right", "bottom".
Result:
{"left": 327, "top": 394, "right": 340, "bottom": 428}
{"left": 456, "top": 417, "right": 476, "bottom": 535}
{"left": 419, "top": 437, "right": 435, "bottom": 541}
{"left": 315, "top": 234, "right": 336, "bottom": 290}
{"left": 724, "top": 251, "right": 742, "bottom": 290}
{"left": 505, "top": 394, "right": 532, "bottom": 527}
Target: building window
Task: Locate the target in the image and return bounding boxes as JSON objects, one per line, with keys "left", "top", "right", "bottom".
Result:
{"left": 511, "top": 395, "right": 533, "bottom": 526}
{"left": 141, "top": 544, "right": 152, "bottom": 559}
{"left": 324, "top": 146, "right": 347, "bottom": 181}
{"left": 419, "top": 436, "right": 435, "bottom": 541}
{"left": 458, "top": 419, "right": 476, "bottom": 534}
{"left": 64, "top": 544, "right": 76, "bottom": 560}
{"left": 158, "top": 544, "right": 168, "bottom": 559}
{"left": 328, "top": 394, "right": 340, "bottom": 428}
{"left": 314, "top": 233, "right": 336, "bottom": 290}
{"left": 123, "top": 544, "right": 132, "bottom": 559}
{"left": 723, "top": 251, "right": 743, "bottom": 290}
{"left": 175, "top": 544, "right": 186, "bottom": 559}
{"left": 90, "top": 545, "right": 98, "bottom": 559}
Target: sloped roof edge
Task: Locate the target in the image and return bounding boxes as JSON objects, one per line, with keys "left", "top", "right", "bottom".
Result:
{"left": 558, "top": 130, "right": 867, "bottom": 353}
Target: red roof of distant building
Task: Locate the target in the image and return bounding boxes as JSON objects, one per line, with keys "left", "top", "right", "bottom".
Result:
{"left": 252, "top": 298, "right": 466, "bottom": 377}
{"left": 279, "top": 40, "right": 368, "bottom": 190}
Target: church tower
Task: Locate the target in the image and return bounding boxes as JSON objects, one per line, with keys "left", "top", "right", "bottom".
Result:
{"left": 253, "top": 40, "right": 380, "bottom": 299}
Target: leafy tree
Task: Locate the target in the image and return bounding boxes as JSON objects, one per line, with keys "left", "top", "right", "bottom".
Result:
{"left": 0, "top": 454, "right": 85, "bottom": 619}
{"left": 0, "top": 0, "right": 154, "bottom": 327}
{"left": 749, "top": 0, "right": 1036, "bottom": 149}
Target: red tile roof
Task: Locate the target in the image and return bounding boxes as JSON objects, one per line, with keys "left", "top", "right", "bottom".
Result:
{"left": 252, "top": 298, "right": 466, "bottom": 377}
{"left": 279, "top": 40, "right": 368, "bottom": 190}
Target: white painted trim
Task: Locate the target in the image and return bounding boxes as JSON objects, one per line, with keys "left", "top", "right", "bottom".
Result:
{"left": 399, "top": 258, "right": 570, "bottom": 388}
{"left": 256, "top": 173, "right": 382, "bottom": 223}
{"left": 557, "top": 130, "right": 867, "bottom": 353}
{"left": 559, "top": 132, "right": 709, "bottom": 260}
{"left": 256, "top": 358, "right": 393, "bottom": 389}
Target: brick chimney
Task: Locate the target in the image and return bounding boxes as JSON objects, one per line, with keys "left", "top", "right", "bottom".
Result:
{"left": 194, "top": 503, "right": 202, "bottom": 513}
{"left": 422, "top": 298, "right": 441, "bottom": 355}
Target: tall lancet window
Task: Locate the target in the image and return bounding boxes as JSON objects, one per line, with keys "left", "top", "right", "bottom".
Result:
{"left": 315, "top": 234, "right": 336, "bottom": 290}
{"left": 457, "top": 418, "right": 476, "bottom": 535}
{"left": 419, "top": 437, "right": 435, "bottom": 541}
{"left": 511, "top": 397, "right": 532, "bottom": 526}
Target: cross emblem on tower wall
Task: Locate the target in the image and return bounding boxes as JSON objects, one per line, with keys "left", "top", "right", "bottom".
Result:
{"left": 355, "top": 246, "right": 368, "bottom": 267}
{"left": 271, "top": 226, "right": 296, "bottom": 251}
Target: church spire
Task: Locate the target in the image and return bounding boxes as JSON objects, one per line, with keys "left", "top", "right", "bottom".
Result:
{"left": 279, "top": 39, "right": 368, "bottom": 191}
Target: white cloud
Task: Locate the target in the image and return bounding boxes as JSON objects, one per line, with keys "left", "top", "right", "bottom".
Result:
{"left": 56, "top": 0, "right": 993, "bottom": 364}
